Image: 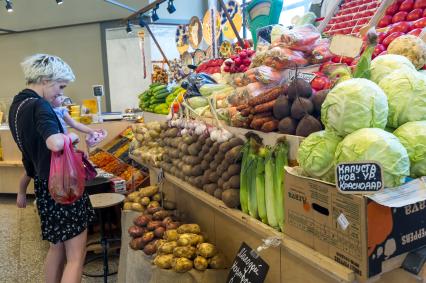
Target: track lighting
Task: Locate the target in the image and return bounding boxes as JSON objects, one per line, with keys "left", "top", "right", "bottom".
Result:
{"left": 126, "top": 20, "right": 132, "bottom": 34}
{"left": 167, "top": 0, "right": 176, "bottom": 14}
{"left": 151, "top": 4, "right": 159, "bottom": 22}
{"left": 56, "top": 0, "right": 63, "bottom": 4}
{"left": 5, "top": 0, "right": 12, "bottom": 12}
{"left": 139, "top": 14, "right": 146, "bottom": 28}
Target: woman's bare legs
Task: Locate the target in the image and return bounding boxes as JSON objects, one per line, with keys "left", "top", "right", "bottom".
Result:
{"left": 60, "top": 229, "right": 87, "bottom": 283}
{"left": 45, "top": 242, "right": 66, "bottom": 283}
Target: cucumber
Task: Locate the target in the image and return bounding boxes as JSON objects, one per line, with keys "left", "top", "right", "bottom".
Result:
{"left": 154, "top": 90, "right": 170, "bottom": 99}
{"left": 152, "top": 85, "right": 167, "bottom": 93}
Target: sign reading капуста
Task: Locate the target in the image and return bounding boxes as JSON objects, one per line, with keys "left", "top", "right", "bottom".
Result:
{"left": 336, "top": 161, "right": 384, "bottom": 194}
{"left": 226, "top": 242, "right": 269, "bottom": 283}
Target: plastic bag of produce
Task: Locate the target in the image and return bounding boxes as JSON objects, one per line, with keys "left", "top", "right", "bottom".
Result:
{"left": 310, "top": 39, "right": 333, "bottom": 64}
{"left": 394, "top": 121, "right": 426, "bottom": 178}
{"left": 244, "top": 66, "right": 287, "bottom": 85}
{"left": 297, "top": 131, "right": 342, "bottom": 182}
{"left": 335, "top": 128, "right": 410, "bottom": 188}
{"left": 272, "top": 24, "right": 321, "bottom": 52}
{"left": 379, "top": 69, "right": 426, "bottom": 128}
{"left": 263, "top": 46, "right": 308, "bottom": 70}
{"left": 48, "top": 135, "right": 85, "bottom": 204}
{"left": 321, "top": 78, "right": 388, "bottom": 137}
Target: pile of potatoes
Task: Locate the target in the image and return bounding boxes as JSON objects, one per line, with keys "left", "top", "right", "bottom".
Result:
{"left": 158, "top": 126, "right": 244, "bottom": 209}
{"left": 154, "top": 224, "right": 227, "bottom": 273}
{"left": 128, "top": 206, "right": 181, "bottom": 256}
{"left": 131, "top": 121, "right": 168, "bottom": 166}
{"left": 123, "top": 185, "right": 176, "bottom": 213}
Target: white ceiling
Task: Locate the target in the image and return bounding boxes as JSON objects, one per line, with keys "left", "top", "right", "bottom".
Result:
{"left": 0, "top": 0, "right": 203, "bottom": 32}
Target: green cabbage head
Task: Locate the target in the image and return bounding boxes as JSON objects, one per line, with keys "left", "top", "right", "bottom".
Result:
{"left": 370, "top": 54, "right": 416, "bottom": 84}
{"left": 297, "top": 130, "right": 342, "bottom": 182}
{"left": 378, "top": 68, "right": 426, "bottom": 128}
{"left": 335, "top": 128, "right": 410, "bottom": 188}
{"left": 321, "top": 78, "right": 388, "bottom": 137}
{"left": 394, "top": 121, "right": 426, "bottom": 178}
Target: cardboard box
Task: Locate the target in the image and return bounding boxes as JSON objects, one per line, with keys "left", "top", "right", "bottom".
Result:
{"left": 284, "top": 167, "right": 426, "bottom": 281}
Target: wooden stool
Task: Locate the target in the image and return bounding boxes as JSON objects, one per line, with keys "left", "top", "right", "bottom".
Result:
{"left": 83, "top": 193, "right": 124, "bottom": 283}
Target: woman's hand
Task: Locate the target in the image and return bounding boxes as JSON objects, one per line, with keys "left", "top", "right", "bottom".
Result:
{"left": 17, "top": 192, "right": 27, "bottom": 208}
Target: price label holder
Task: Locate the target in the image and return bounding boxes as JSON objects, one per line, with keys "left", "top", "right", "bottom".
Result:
{"left": 288, "top": 70, "right": 316, "bottom": 83}
{"left": 226, "top": 237, "right": 281, "bottom": 283}
{"left": 335, "top": 161, "right": 384, "bottom": 194}
{"left": 329, "top": 34, "right": 363, "bottom": 58}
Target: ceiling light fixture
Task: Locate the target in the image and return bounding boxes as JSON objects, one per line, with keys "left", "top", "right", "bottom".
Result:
{"left": 5, "top": 0, "right": 13, "bottom": 12}
{"left": 151, "top": 4, "right": 159, "bottom": 22}
{"left": 167, "top": 0, "right": 176, "bottom": 14}
{"left": 126, "top": 20, "right": 132, "bottom": 34}
{"left": 139, "top": 14, "right": 146, "bottom": 28}
{"left": 56, "top": 0, "right": 63, "bottom": 5}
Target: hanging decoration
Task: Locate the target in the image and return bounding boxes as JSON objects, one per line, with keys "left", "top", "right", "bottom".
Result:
{"left": 175, "top": 24, "right": 190, "bottom": 55}
{"left": 221, "top": 0, "right": 242, "bottom": 40}
{"left": 188, "top": 16, "right": 203, "bottom": 49}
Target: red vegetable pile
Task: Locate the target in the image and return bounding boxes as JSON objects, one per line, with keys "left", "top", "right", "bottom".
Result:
{"left": 195, "top": 59, "right": 224, "bottom": 74}
{"left": 223, "top": 49, "right": 256, "bottom": 73}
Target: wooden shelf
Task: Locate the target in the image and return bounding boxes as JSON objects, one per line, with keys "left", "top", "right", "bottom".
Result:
{"left": 129, "top": 154, "right": 355, "bottom": 282}
{"left": 0, "top": 160, "right": 23, "bottom": 167}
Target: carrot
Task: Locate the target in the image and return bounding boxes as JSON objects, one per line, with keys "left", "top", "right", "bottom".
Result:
{"left": 248, "top": 87, "right": 283, "bottom": 106}
{"left": 241, "top": 107, "right": 252, "bottom": 117}
{"left": 260, "top": 120, "right": 279, "bottom": 132}
{"left": 236, "top": 104, "right": 249, "bottom": 111}
{"left": 253, "top": 112, "right": 272, "bottom": 120}
{"left": 253, "top": 99, "right": 277, "bottom": 114}
{"left": 250, "top": 116, "right": 274, "bottom": 130}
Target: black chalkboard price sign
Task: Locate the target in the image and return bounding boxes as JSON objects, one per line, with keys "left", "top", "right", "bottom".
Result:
{"left": 335, "top": 161, "right": 384, "bottom": 194}
{"left": 226, "top": 242, "right": 269, "bottom": 283}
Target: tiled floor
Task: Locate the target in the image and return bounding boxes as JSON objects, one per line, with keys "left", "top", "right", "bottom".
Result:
{"left": 0, "top": 195, "right": 118, "bottom": 283}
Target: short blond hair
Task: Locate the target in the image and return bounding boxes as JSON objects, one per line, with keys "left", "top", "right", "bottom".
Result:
{"left": 21, "top": 54, "right": 75, "bottom": 84}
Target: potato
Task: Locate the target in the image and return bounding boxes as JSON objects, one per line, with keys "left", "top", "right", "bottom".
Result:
{"left": 147, "top": 201, "right": 160, "bottom": 209}
{"left": 194, "top": 176, "right": 204, "bottom": 188}
{"left": 147, "top": 221, "right": 163, "bottom": 231}
{"left": 133, "top": 215, "right": 151, "bottom": 227}
{"left": 205, "top": 137, "right": 214, "bottom": 146}
{"left": 164, "top": 230, "right": 180, "bottom": 241}
{"left": 123, "top": 202, "right": 133, "bottom": 210}
{"left": 214, "top": 189, "right": 223, "bottom": 200}
{"left": 173, "top": 246, "right": 196, "bottom": 259}
{"left": 177, "top": 224, "right": 201, "bottom": 235}
{"left": 177, "top": 237, "right": 191, "bottom": 247}
{"left": 208, "top": 171, "right": 220, "bottom": 183}
{"left": 203, "top": 183, "right": 217, "bottom": 195}
{"left": 200, "top": 159, "right": 210, "bottom": 171}
{"left": 226, "top": 164, "right": 241, "bottom": 176}
{"left": 216, "top": 164, "right": 227, "bottom": 176}
{"left": 191, "top": 165, "right": 203, "bottom": 176}
{"left": 188, "top": 143, "right": 201, "bottom": 156}
{"left": 127, "top": 191, "right": 140, "bottom": 202}
{"left": 209, "top": 253, "right": 227, "bottom": 269}
{"left": 129, "top": 237, "right": 145, "bottom": 250}
{"left": 140, "top": 197, "right": 150, "bottom": 206}
{"left": 222, "top": 189, "right": 240, "bottom": 208}
{"left": 158, "top": 241, "right": 178, "bottom": 254}
{"left": 143, "top": 242, "right": 157, "bottom": 255}
{"left": 154, "top": 227, "right": 166, "bottom": 238}
{"left": 128, "top": 226, "right": 146, "bottom": 238}
{"left": 217, "top": 177, "right": 225, "bottom": 189}
{"left": 194, "top": 256, "right": 209, "bottom": 271}
{"left": 182, "top": 165, "right": 193, "bottom": 176}
{"left": 166, "top": 222, "right": 182, "bottom": 230}
{"left": 154, "top": 254, "right": 174, "bottom": 269}
{"left": 162, "top": 216, "right": 174, "bottom": 225}
{"left": 214, "top": 152, "right": 226, "bottom": 163}
{"left": 204, "top": 152, "right": 214, "bottom": 162}
{"left": 172, "top": 257, "right": 193, "bottom": 273}
{"left": 209, "top": 160, "right": 220, "bottom": 170}
{"left": 227, "top": 175, "right": 240, "bottom": 189}
{"left": 153, "top": 210, "right": 170, "bottom": 221}
{"left": 155, "top": 239, "right": 167, "bottom": 250}
{"left": 139, "top": 185, "right": 159, "bottom": 198}
{"left": 146, "top": 206, "right": 162, "bottom": 215}
{"left": 225, "top": 145, "right": 243, "bottom": 163}
{"left": 141, "top": 231, "right": 155, "bottom": 244}
{"left": 131, "top": 203, "right": 144, "bottom": 212}
{"left": 197, "top": 243, "right": 217, "bottom": 258}
{"left": 152, "top": 193, "right": 162, "bottom": 202}
{"left": 179, "top": 233, "right": 204, "bottom": 246}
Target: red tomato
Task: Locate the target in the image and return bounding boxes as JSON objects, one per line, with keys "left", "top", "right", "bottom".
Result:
{"left": 373, "top": 44, "right": 386, "bottom": 58}
{"left": 392, "top": 11, "right": 408, "bottom": 23}
{"left": 311, "top": 75, "right": 329, "bottom": 91}
{"left": 423, "top": 8, "right": 426, "bottom": 17}
{"left": 386, "top": 3, "right": 399, "bottom": 15}
{"left": 319, "top": 61, "right": 333, "bottom": 72}
{"left": 331, "top": 56, "right": 342, "bottom": 63}
{"left": 408, "top": 27, "right": 423, "bottom": 35}
{"left": 378, "top": 32, "right": 388, "bottom": 43}
{"left": 399, "top": 0, "right": 414, "bottom": 11}
{"left": 407, "top": 9, "right": 423, "bottom": 21}
{"left": 388, "top": 21, "right": 411, "bottom": 33}
{"left": 412, "top": 17, "right": 426, "bottom": 28}
{"left": 378, "top": 15, "right": 393, "bottom": 27}
{"left": 341, "top": 57, "right": 354, "bottom": 65}
{"left": 383, "top": 32, "right": 405, "bottom": 47}
{"left": 414, "top": 0, "right": 426, "bottom": 9}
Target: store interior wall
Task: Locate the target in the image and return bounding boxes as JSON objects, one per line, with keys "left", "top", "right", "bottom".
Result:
{"left": 0, "top": 23, "right": 106, "bottom": 110}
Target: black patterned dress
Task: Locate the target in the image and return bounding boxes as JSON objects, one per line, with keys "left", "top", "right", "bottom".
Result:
{"left": 9, "top": 89, "right": 96, "bottom": 244}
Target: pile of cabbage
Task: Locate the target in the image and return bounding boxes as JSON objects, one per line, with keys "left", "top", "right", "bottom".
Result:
{"left": 298, "top": 54, "right": 426, "bottom": 187}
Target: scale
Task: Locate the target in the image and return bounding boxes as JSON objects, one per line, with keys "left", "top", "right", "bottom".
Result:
{"left": 92, "top": 85, "right": 123, "bottom": 122}
{"left": 246, "top": 0, "right": 283, "bottom": 48}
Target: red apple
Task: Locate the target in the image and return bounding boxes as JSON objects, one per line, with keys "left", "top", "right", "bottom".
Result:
{"left": 382, "top": 32, "right": 405, "bottom": 47}
{"left": 408, "top": 27, "right": 423, "bottom": 35}
{"left": 412, "top": 17, "right": 426, "bottom": 28}
{"left": 414, "top": 0, "right": 426, "bottom": 9}
{"left": 373, "top": 44, "right": 386, "bottom": 58}
{"left": 407, "top": 9, "right": 423, "bottom": 21}
{"left": 386, "top": 3, "right": 399, "bottom": 15}
{"left": 399, "top": 0, "right": 414, "bottom": 11}
{"left": 378, "top": 32, "right": 388, "bottom": 43}
{"left": 392, "top": 11, "right": 408, "bottom": 23}
{"left": 377, "top": 15, "right": 392, "bottom": 28}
